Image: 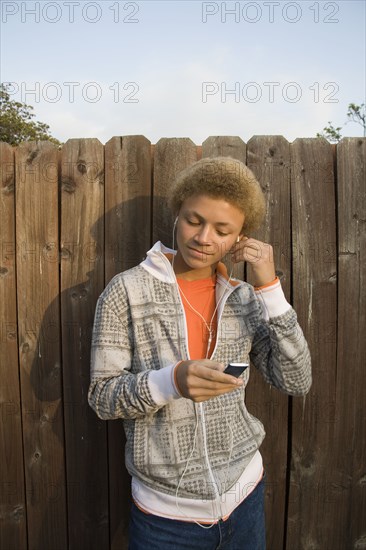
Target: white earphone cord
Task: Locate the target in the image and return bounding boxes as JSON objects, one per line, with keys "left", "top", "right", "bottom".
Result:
{"left": 172, "top": 218, "right": 238, "bottom": 528}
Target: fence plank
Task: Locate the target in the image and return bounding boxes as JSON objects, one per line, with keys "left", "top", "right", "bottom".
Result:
{"left": 336, "top": 137, "right": 366, "bottom": 548}
{"left": 105, "top": 135, "right": 152, "bottom": 278}
{"left": 246, "top": 135, "right": 291, "bottom": 550}
{"left": 60, "top": 139, "right": 108, "bottom": 549}
{"left": 202, "top": 135, "right": 246, "bottom": 164}
{"left": 15, "top": 141, "right": 67, "bottom": 550}
{"left": 104, "top": 135, "right": 152, "bottom": 550}
{"left": 153, "top": 138, "right": 198, "bottom": 246}
{"left": 287, "top": 138, "right": 337, "bottom": 549}
{"left": 1, "top": 135, "right": 365, "bottom": 550}
{"left": 0, "top": 143, "right": 27, "bottom": 550}
{"left": 201, "top": 136, "right": 247, "bottom": 281}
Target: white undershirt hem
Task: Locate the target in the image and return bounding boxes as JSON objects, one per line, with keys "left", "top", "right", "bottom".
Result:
{"left": 132, "top": 450, "right": 263, "bottom": 523}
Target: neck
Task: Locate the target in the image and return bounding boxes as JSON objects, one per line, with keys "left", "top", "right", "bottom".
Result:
{"left": 175, "top": 267, "right": 217, "bottom": 281}
{"left": 172, "top": 253, "right": 217, "bottom": 281}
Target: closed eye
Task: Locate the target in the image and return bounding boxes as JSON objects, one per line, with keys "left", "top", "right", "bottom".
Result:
{"left": 186, "top": 218, "right": 201, "bottom": 226}
{"left": 186, "top": 217, "right": 230, "bottom": 237}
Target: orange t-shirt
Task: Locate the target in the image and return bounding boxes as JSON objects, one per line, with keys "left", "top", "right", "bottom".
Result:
{"left": 177, "top": 275, "right": 217, "bottom": 360}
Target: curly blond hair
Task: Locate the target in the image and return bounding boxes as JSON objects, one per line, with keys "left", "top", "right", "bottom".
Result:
{"left": 168, "top": 157, "right": 266, "bottom": 233}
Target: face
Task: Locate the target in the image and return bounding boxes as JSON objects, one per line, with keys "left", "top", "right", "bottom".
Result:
{"left": 174, "top": 194, "right": 245, "bottom": 280}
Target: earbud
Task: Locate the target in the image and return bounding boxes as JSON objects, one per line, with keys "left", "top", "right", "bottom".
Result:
{"left": 236, "top": 236, "right": 240, "bottom": 243}
{"left": 172, "top": 217, "right": 179, "bottom": 255}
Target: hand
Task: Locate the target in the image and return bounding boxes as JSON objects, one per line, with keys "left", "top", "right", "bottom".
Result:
{"left": 231, "top": 236, "right": 276, "bottom": 287}
{"left": 175, "top": 359, "right": 243, "bottom": 402}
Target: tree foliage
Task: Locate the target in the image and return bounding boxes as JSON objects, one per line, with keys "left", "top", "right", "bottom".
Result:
{"left": 317, "top": 103, "right": 366, "bottom": 143}
{"left": 316, "top": 122, "right": 343, "bottom": 143}
{"left": 347, "top": 103, "right": 366, "bottom": 133}
{"left": 0, "top": 83, "right": 62, "bottom": 146}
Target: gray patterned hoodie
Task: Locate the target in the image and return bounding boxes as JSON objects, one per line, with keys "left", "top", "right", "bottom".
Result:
{"left": 88, "top": 241, "right": 311, "bottom": 501}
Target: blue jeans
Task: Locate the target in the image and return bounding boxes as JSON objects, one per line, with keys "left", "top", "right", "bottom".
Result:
{"left": 128, "top": 474, "right": 266, "bottom": 550}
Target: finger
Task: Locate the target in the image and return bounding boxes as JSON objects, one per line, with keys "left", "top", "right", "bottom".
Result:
{"left": 232, "top": 240, "right": 264, "bottom": 263}
{"left": 232, "top": 247, "right": 259, "bottom": 264}
{"left": 194, "top": 360, "right": 230, "bottom": 375}
{"left": 196, "top": 365, "right": 242, "bottom": 386}
{"left": 233, "top": 235, "right": 251, "bottom": 248}
{"left": 190, "top": 362, "right": 244, "bottom": 385}
{"left": 200, "top": 361, "right": 225, "bottom": 373}
{"left": 231, "top": 238, "right": 257, "bottom": 254}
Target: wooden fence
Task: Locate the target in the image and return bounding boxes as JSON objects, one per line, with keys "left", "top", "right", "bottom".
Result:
{"left": 0, "top": 135, "right": 365, "bottom": 550}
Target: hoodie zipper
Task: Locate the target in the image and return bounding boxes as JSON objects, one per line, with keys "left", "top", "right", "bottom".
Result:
{"left": 158, "top": 250, "right": 244, "bottom": 519}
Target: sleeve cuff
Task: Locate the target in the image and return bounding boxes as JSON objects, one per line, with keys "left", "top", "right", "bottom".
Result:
{"left": 254, "top": 276, "right": 279, "bottom": 290}
{"left": 254, "top": 278, "right": 291, "bottom": 320}
{"left": 147, "top": 363, "right": 182, "bottom": 406}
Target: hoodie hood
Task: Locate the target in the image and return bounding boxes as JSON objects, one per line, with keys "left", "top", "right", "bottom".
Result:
{"left": 140, "top": 241, "right": 242, "bottom": 289}
{"left": 140, "top": 241, "right": 177, "bottom": 283}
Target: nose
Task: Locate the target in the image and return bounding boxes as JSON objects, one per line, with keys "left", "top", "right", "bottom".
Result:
{"left": 194, "top": 224, "right": 212, "bottom": 244}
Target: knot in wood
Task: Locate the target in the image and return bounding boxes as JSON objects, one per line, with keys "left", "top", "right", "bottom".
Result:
{"left": 61, "top": 177, "right": 76, "bottom": 194}
{"left": 22, "top": 343, "right": 30, "bottom": 353}
{"left": 27, "top": 150, "right": 38, "bottom": 164}
{"left": 359, "top": 474, "right": 366, "bottom": 485}
{"left": 12, "top": 505, "right": 24, "bottom": 521}
{"left": 77, "top": 162, "right": 87, "bottom": 174}
{"left": 61, "top": 248, "right": 71, "bottom": 260}
{"left": 2, "top": 176, "right": 15, "bottom": 195}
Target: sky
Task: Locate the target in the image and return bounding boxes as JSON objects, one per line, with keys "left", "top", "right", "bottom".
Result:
{"left": 1, "top": 0, "right": 365, "bottom": 145}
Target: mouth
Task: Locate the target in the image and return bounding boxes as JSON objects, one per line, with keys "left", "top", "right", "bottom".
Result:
{"left": 187, "top": 246, "right": 213, "bottom": 257}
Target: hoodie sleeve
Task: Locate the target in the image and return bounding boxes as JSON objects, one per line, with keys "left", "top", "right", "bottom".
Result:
{"left": 88, "top": 277, "right": 179, "bottom": 420}
{"left": 249, "top": 280, "right": 312, "bottom": 396}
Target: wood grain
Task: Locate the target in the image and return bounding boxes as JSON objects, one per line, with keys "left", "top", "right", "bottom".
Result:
{"left": 335, "top": 137, "right": 366, "bottom": 550}
{"left": 202, "top": 135, "right": 246, "bottom": 163}
{"left": 104, "top": 135, "right": 152, "bottom": 550}
{"left": 287, "top": 138, "right": 337, "bottom": 549}
{"left": 246, "top": 135, "right": 291, "bottom": 550}
{"left": 153, "top": 138, "right": 198, "bottom": 247}
{"left": 60, "top": 139, "right": 108, "bottom": 549}
{"left": 0, "top": 135, "right": 364, "bottom": 550}
{"left": 0, "top": 143, "right": 27, "bottom": 550}
{"left": 15, "top": 141, "right": 67, "bottom": 550}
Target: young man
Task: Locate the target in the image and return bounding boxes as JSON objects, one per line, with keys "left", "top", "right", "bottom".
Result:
{"left": 88, "top": 157, "right": 312, "bottom": 550}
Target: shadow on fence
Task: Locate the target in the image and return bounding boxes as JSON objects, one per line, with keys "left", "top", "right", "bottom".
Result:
{"left": 1, "top": 135, "right": 365, "bottom": 550}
